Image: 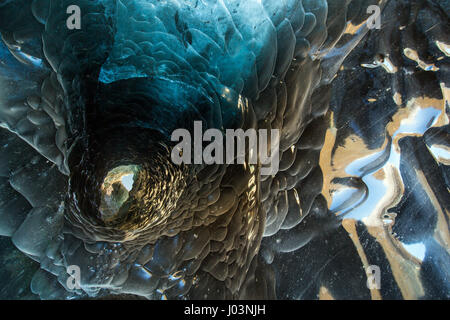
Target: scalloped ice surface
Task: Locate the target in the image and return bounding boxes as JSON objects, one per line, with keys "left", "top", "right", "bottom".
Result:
{"left": 0, "top": 0, "right": 349, "bottom": 300}
{"left": 0, "top": 0, "right": 448, "bottom": 300}
{"left": 98, "top": 0, "right": 327, "bottom": 100}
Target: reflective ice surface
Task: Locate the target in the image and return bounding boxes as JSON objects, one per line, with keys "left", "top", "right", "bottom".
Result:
{"left": 0, "top": 0, "right": 448, "bottom": 299}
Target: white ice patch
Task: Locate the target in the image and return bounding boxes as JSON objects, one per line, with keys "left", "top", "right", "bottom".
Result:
{"left": 402, "top": 242, "right": 426, "bottom": 262}
{"left": 121, "top": 174, "right": 135, "bottom": 191}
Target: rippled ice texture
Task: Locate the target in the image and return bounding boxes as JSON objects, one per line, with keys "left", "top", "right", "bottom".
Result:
{"left": 0, "top": 0, "right": 448, "bottom": 299}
